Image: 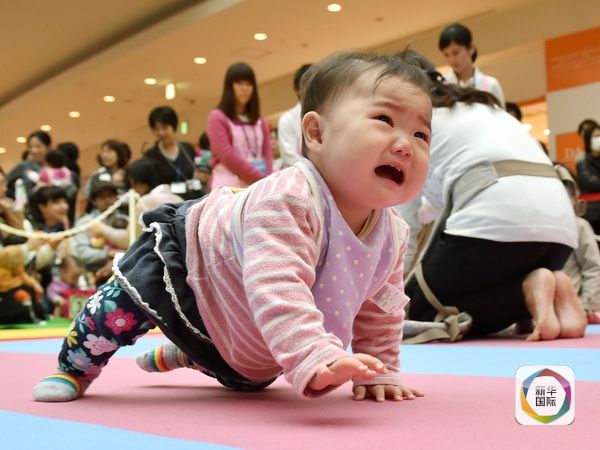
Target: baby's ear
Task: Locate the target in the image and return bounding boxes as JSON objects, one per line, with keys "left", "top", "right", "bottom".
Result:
{"left": 302, "top": 111, "right": 323, "bottom": 151}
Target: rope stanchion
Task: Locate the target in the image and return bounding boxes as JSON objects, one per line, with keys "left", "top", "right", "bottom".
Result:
{"left": 128, "top": 187, "right": 136, "bottom": 246}
{"left": 0, "top": 189, "right": 140, "bottom": 242}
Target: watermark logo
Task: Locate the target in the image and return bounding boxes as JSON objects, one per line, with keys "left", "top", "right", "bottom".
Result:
{"left": 515, "top": 365, "right": 575, "bottom": 425}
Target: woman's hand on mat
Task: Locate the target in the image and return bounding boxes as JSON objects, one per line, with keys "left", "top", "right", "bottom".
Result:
{"left": 353, "top": 384, "right": 424, "bottom": 402}
{"left": 308, "top": 354, "right": 387, "bottom": 391}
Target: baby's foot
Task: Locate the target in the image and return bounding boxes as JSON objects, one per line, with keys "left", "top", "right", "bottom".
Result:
{"left": 136, "top": 341, "right": 193, "bottom": 372}
{"left": 33, "top": 372, "right": 89, "bottom": 402}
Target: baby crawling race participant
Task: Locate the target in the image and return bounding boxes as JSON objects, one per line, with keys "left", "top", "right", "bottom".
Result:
{"left": 33, "top": 51, "right": 432, "bottom": 402}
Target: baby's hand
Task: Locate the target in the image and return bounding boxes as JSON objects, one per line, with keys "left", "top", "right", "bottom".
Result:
{"left": 308, "top": 354, "right": 387, "bottom": 392}
{"left": 353, "top": 384, "right": 424, "bottom": 402}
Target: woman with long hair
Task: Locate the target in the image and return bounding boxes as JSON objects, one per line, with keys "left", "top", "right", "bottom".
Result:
{"left": 399, "top": 51, "right": 585, "bottom": 341}
{"left": 207, "top": 62, "right": 273, "bottom": 190}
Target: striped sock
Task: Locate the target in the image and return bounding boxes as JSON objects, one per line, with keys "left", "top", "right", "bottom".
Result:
{"left": 136, "top": 341, "right": 193, "bottom": 372}
{"left": 33, "top": 372, "right": 90, "bottom": 402}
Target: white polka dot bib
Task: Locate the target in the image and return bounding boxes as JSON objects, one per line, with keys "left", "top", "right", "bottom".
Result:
{"left": 302, "top": 160, "right": 397, "bottom": 346}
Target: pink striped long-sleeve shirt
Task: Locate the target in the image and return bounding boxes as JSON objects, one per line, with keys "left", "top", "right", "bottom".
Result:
{"left": 185, "top": 165, "right": 408, "bottom": 398}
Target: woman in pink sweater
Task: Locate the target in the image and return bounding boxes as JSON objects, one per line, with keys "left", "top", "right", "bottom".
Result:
{"left": 207, "top": 62, "right": 273, "bottom": 190}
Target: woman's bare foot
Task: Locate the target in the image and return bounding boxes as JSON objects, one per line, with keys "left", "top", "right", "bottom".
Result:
{"left": 522, "top": 269, "right": 560, "bottom": 341}
{"left": 553, "top": 271, "right": 586, "bottom": 338}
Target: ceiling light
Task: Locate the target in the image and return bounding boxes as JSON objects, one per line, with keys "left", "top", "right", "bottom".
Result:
{"left": 40, "top": 124, "right": 52, "bottom": 131}
{"left": 165, "top": 83, "right": 176, "bottom": 100}
{"left": 253, "top": 33, "right": 267, "bottom": 41}
{"left": 144, "top": 78, "right": 157, "bottom": 85}
{"left": 522, "top": 123, "right": 532, "bottom": 131}
{"left": 180, "top": 121, "right": 189, "bottom": 135}
{"left": 543, "top": 128, "right": 550, "bottom": 136}
{"left": 16, "top": 137, "right": 26, "bottom": 143}
{"left": 0, "top": 147, "right": 6, "bottom": 154}
{"left": 103, "top": 95, "right": 116, "bottom": 103}
{"left": 327, "top": 3, "right": 342, "bottom": 12}
{"left": 193, "top": 57, "right": 207, "bottom": 65}
{"left": 69, "top": 111, "right": 81, "bottom": 118}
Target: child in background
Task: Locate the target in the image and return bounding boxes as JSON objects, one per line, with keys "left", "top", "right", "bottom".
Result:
{"left": 38, "top": 150, "right": 73, "bottom": 188}
{"left": 0, "top": 239, "right": 46, "bottom": 324}
{"left": 33, "top": 52, "right": 432, "bottom": 403}
{"left": 556, "top": 166, "right": 600, "bottom": 324}
{"left": 46, "top": 256, "right": 84, "bottom": 317}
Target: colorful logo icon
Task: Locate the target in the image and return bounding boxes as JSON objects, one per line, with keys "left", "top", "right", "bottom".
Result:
{"left": 515, "top": 365, "right": 575, "bottom": 425}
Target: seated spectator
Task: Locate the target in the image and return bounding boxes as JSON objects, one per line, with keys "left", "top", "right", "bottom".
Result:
{"left": 39, "top": 150, "right": 78, "bottom": 221}
{"left": 554, "top": 166, "right": 600, "bottom": 324}
{"left": 0, "top": 166, "right": 25, "bottom": 246}
{"left": 0, "top": 239, "right": 46, "bottom": 323}
{"left": 70, "top": 181, "right": 128, "bottom": 283}
{"left": 46, "top": 255, "right": 85, "bottom": 317}
{"left": 38, "top": 150, "right": 73, "bottom": 188}
{"left": 83, "top": 139, "right": 131, "bottom": 210}
{"left": 24, "top": 185, "right": 70, "bottom": 312}
{"left": 576, "top": 122, "right": 600, "bottom": 234}
{"left": 5, "top": 130, "right": 52, "bottom": 200}
{"left": 88, "top": 159, "right": 183, "bottom": 249}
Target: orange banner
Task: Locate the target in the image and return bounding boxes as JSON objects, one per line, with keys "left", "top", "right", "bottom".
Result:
{"left": 545, "top": 26, "right": 600, "bottom": 92}
{"left": 555, "top": 132, "right": 584, "bottom": 173}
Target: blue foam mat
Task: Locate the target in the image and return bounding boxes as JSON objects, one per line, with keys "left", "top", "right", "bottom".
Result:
{"left": 0, "top": 410, "right": 239, "bottom": 450}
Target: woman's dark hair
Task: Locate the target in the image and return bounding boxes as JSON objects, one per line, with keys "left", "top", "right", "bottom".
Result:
{"left": 28, "top": 185, "right": 68, "bottom": 226}
{"left": 583, "top": 123, "right": 600, "bottom": 155}
{"left": 578, "top": 119, "right": 599, "bottom": 138}
{"left": 27, "top": 130, "right": 52, "bottom": 147}
{"left": 505, "top": 102, "right": 522, "bottom": 122}
{"left": 398, "top": 49, "right": 499, "bottom": 108}
{"left": 438, "top": 23, "right": 477, "bottom": 62}
{"left": 126, "top": 159, "right": 160, "bottom": 192}
{"left": 198, "top": 132, "right": 210, "bottom": 150}
{"left": 98, "top": 139, "right": 131, "bottom": 168}
{"left": 56, "top": 142, "right": 81, "bottom": 175}
{"left": 217, "top": 62, "right": 260, "bottom": 124}
{"left": 294, "top": 64, "right": 313, "bottom": 93}
{"left": 45, "top": 150, "right": 66, "bottom": 168}
{"left": 148, "top": 106, "right": 178, "bottom": 129}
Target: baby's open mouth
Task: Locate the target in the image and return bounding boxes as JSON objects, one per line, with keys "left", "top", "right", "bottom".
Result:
{"left": 375, "top": 165, "right": 404, "bottom": 185}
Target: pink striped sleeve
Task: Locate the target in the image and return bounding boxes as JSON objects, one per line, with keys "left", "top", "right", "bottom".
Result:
{"left": 240, "top": 177, "right": 349, "bottom": 397}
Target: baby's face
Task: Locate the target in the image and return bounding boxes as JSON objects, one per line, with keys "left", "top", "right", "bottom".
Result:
{"left": 309, "top": 72, "right": 431, "bottom": 231}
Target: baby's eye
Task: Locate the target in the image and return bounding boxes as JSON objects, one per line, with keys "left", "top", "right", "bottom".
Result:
{"left": 414, "top": 131, "right": 429, "bottom": 141}
{"left": 375, "top": 115, "right": 393, "bottom": 126}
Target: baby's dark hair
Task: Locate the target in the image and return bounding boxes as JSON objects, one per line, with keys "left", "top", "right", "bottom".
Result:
{"left": 300, "top": 52, "right": 431, "bottom": 155}
{"left": 45, "top": 149, "right": 67, "bottom": 168}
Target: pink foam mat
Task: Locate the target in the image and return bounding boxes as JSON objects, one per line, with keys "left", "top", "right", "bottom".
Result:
{"left": 2, "top": 353, "right": 597, "bottom": 450}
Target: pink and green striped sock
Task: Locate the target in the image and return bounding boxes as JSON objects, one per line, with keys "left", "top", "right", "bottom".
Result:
{"left": 136, "top": 341, "right": 193, "bottom": 372}
{"left": 33, "top": 372, "right": 90, "bottom": 402}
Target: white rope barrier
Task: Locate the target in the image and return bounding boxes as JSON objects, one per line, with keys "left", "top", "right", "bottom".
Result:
{"left": 0, "top": 189, "right": 140, "bottom": 242}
